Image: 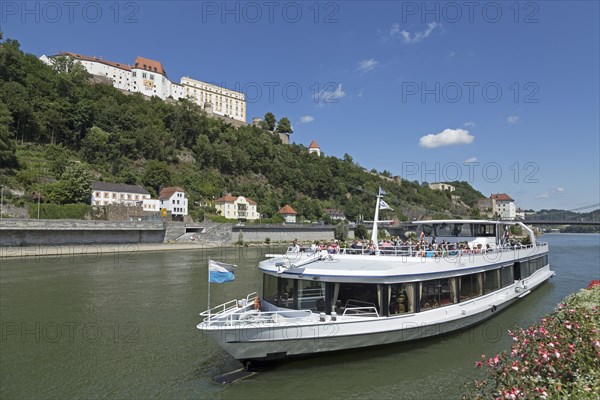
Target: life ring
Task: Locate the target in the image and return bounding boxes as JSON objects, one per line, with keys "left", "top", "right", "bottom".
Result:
{"left": 491, "top": 305, "right": 497, "bottom": 313}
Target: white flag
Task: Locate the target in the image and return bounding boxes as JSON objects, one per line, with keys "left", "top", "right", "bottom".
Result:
{"left": 378, "top": 187, "right": 387, "bottom": 196}
{"left": 379, "top": 199, "right": 393, "bottom": 211}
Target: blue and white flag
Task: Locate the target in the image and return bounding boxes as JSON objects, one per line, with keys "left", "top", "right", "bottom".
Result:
{"left": 208, "top": 259, "right": 237, "bottom": 283}
{"left": 378, "top": 187, "right": 387, "bottom": 196}
{"left": 379, "top": 199, "right": 393, "bottom": 211}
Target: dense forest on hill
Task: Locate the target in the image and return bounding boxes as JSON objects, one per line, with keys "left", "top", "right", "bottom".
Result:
{"left": 0, "top": 35, "right": 485, "bottom": 222}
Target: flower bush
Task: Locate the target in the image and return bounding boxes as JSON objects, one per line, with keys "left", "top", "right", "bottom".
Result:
{"left": 464, "top": 283, "right": 600, "bottom": 399}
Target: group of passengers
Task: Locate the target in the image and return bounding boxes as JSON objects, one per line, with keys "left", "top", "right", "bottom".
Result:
{"left": 292, "top": 236, "right": 499, "bottom": 257}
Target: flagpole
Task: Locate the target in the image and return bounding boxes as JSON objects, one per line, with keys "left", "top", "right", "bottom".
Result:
{"left": 207, "top": 259, "right": 211, "bottom": 324}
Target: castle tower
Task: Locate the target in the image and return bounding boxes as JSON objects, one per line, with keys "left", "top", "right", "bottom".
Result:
{"left": 308, "top": 140, "right": 321, "bottom": 156}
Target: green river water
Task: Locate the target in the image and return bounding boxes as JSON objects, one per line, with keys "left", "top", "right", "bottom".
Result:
{"left": 1, "top": 234, "right": 598, "bottom": 399}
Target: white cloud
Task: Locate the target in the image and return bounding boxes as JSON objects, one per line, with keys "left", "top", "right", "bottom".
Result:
{"left": 464, "top": 157, "right": 478, "bottom": 163}
{"left": 357, "top": 89, "right": 364, "bottom": 98}
{"left": 314, "top": 84, "right": 346, "bottom": 104}
{"left": 419, "top": 128, "right": 475, "bottom": 148}
{"left": 464, "top": 121, "right": 476, "bottom": 128}
{"left": 390, "top": 21, "right": 441, "bottom": 44}
{"left": 507, "top": 116, "right": 519, "bottom": 124}
{"left": 357, "top": 58, "right": 379, "bottom": 72}
{"left": 299, "top": 115, "right": 314, "bottom": 123}
{"left": 536, "top": 188, "right": 566, "bottom": 199}
{"left": 536, "top": 192, "right": 549, "bottom": 199}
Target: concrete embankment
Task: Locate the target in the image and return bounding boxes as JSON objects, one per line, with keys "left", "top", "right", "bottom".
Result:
{"left": 0, "top": 219, "right": 166, "bottom": 246}
{"left": 0, "top": 219, "right": 354, "bottom": 256}
{"left": 0, "top": 242, "right": 223, "bottom": 259}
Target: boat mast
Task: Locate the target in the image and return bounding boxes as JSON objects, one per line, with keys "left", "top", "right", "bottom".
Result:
{"left": 371, "top": 188, "right": 384, "bottom": 254}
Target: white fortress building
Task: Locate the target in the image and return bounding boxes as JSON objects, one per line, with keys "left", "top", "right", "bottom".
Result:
{"left": 39, "top": 52, "right": 246, "bottom": 122}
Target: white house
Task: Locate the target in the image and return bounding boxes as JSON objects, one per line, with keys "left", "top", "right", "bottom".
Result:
{"left": 159, "top": 187, "right": 188, "bottom": 217}
{"left": 429, "top": 182, "right": 456, "bottom": 192}
{"left": 279, "top": 204, "right": 297, "bottom": 223}
{"left": 491, "top": 193, "right": 517, "bottom": 220}
{"left": 91, "top": 182, "right": 151, "bottom": 206}
{"left": 214, "top": 195, "right": 259, "bottom": 220}
{"left": 324, "top": 208, "right": 346, "bottom": 221}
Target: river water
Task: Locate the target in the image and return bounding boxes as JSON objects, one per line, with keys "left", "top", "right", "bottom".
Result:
{"left": 1, "top": 234, "right": 598, "bottom": 399}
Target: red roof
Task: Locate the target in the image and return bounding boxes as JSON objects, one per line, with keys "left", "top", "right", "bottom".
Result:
{"left": 215, "top": 195, "right": 257, "bottom": 205}
{"left": 491, "top": 193, "right": 514, "bottom": 201}
{"left": 308, "top": 140, "right": 320, "bottom": 149}
{"left": 57, "top": 52, "right": 132, "bottom": 71}
{"left": 278, "top": 204, "right": 297, "bottom": 215}
{"left": 133, "top": 56, "right": 166, "bottom": 76}
{"left": 158, "top": 186, "right": 185, "bottom": 200}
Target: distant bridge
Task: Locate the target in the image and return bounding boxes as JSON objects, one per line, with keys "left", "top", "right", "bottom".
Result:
{"left": 522, "top": 220, "right": 600, "bottom": 226}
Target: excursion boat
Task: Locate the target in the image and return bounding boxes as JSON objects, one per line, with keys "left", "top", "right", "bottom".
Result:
{"left": 197, "top": 191, "right": 554, "bottom": 368}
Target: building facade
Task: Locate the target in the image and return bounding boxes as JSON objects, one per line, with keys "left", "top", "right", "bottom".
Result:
{"left": 159, "top": 187, "right": 188, "bottom": 217}
{"left": 91, "top": 182, "right": 151, "bottom": 206}
{"left": 491, "top": 193, "right": 516, "bottom": 220}
{"left": 477, "top": 198, "right": 497, "bottom": 218}
{"left": 41, "top": 52, "right": 246, "bottom": 122}
{"left": 429, "top": 182, "right": 456, "bottom": 192}
{"left": 214, "top": 195, "right": 258, "bottom": 220}
{"left": 181, "top": 77, "right": 246, "bottom": 122}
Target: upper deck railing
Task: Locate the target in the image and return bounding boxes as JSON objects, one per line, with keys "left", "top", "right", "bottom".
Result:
{"left": 286, "top": 242, "right": 547, "bottom": 259}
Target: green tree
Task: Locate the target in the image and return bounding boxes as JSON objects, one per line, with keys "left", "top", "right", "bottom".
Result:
{"left": 0, "top": 100, "right": 18, "bottom": 168}
{"left": 334, "top": 220, "right": 349, "bottom": 241}
{"left": 142, "top": 160, "right": 172, "bottom": 196}
{"left": 263, "top": 112, "right": 276, "bottom": 130}
{"left": 46, "top": 161, "right": 92, "bottom": 204}
{"left": 276, "top": 117, "right": 293, "bottom": 134}
{"left": 354, "top": 224, "right": 368, "bottom": 240}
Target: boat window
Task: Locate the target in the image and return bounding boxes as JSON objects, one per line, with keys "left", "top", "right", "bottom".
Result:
{"left": 435, "top": 223, "right": 453, "bottom": 237}
{"left": 472, "top": 224, "right": 496, "bottom": 237}
{"left": 263, "top": 274, "right": 279, "bottom": 305}
{"left": 500, "top": 265, "right": 514, "bottom": 287}
{"left": 389, "top": 283, "right": 416, "bottom": 314}
{"left": 335, "top": 283, "right": 380, "bottom": 315}
{"left": 459, "top": 273, "right": 483, "bottom": 301}
{"left": 298, "top": 280, "right": 326, "bottom": 312}
{"left": 452, "top": 223, "right": 472, "bottom": 237}
{"left": 420, "top": 279, "right": 456, "bottom": 310}
{"left": 484, "top": 269, "right": 501, "bottom": 294}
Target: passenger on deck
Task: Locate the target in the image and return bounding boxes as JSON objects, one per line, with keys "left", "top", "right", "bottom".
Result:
{"left": 366, "top": 240, "right": 376, "bottom": 255}
{"left": 291, "top": 239, "right": 300, "bottom": 252}
{"left": 310, "top": 241, "right": 318, "bottom": 252}
{"left": 253, "top": 296, "right": 262, "bottom": 311}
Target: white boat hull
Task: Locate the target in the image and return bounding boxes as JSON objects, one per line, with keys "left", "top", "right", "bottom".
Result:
{"left": 198, "top": 267, "right": 554, "bottom": 362}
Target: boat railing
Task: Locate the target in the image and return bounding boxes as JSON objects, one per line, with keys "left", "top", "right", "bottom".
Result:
{"left": 199, "top": 291, "right": 258, "bottom": 318}
{"left": 207, "top": 308, "right": 315, "bottom": 326}
{"left": 342, "top": 307, "right": 380, "bottom": 318}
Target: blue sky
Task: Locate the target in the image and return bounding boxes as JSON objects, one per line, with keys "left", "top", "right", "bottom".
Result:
{"left": 3, "top": 1, "right": 599, "bottom": 211}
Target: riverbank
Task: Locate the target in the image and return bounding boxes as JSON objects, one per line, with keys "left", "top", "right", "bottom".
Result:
{"left": 0, "top": 242, "right": 223, "bottom": 259}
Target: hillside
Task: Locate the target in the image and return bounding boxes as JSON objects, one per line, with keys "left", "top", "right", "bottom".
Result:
{"left": 0, "top": 35, "right": 484, "bottom": 222}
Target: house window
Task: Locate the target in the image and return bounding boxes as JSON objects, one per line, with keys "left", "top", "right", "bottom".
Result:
{"left": 142, "top": 72, "right": 147, "bottom": 79}
{"left": 150, "top": 74, "right": 154, "bottom": 81}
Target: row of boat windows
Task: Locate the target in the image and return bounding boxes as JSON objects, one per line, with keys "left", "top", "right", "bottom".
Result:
{"left": 263, "top": 255, "right": 548, "bottom": 316}
{"left": 419, "top": 223, "right": 498, "bottom": 238}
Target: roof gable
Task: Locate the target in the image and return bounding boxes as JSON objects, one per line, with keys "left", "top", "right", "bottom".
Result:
{"left": 278, "top": 204, "right": 297, "bottom": 215}
{"left": 133, "top": 56, "right": 166, "bottom": 76}
{"left": 491, "top": 193, "right": 514, "bottom": 201}
{"left": 158, "top": 186, "right": 185, "bottom": 200}
{"left": 92, "top": 182, "right": 150, "bottom": 195}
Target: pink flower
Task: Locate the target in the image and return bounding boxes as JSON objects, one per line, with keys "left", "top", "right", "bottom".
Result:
{"left": 475, "top": 361, "right": 482, "bottom": 368}
{"left": 511, "top": 361, "right": 519, "bottom": 372}
{"left": 554, "top": 351, "right": 561, "bottom": 359}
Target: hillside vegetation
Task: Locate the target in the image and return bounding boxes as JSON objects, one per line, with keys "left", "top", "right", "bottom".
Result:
{"left": 0, "top": 35, "right": 485, "bottom": 222}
